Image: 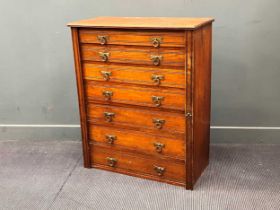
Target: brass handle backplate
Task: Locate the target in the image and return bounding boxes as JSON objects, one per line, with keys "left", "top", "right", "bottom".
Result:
{"left": 102, "top": 90, "right": 113, "bottom": 100}
{"left": 154, "top": 165, "right": 165, "bottom": 176}
{"left": 104, "top": 112, "right": 115, "bottom": 122}
{"left": 151, "top": 37, "right": 162, "bottom": 48}
{"left": 151, "top": 55, "right": 162, "bottom": 66}
{"left": 106, "top": 135, "right": 117, "bottom": 144}
{"left": 153, "top": 142, "right": 165, "bottom": 153}
{"left": 100, "top": 71, "right": 112, "bottom": 81}
{"left": 152, "top": 96, "right": 164, "bottom": 107}
{"left": 97, "top": 35, "right": 108, "bottom": 45}
{"left": 106, "top": 157, "right": 117, "bottom": 167}
{"left": 152, "top": 119, "right": 165, "bottom": 129}
{"left": 151, "top": 75, "right": 164, "bottom": 85}
{"left": 99, "top": 52, "right": 109, "bottom": 62}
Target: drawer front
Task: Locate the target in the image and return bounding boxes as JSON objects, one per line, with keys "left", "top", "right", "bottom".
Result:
{"left": 85, "top": 81, "right": 185, "bottom": 111}
{"left": 79, "top": 29, "right": 186, "bottom": 48}
{"left": 87, "top": 104, "right": 185, "bottom": 135}
{"left": 83, "top": 63, "right": 185, "bottom": 88}
{"left": 81, "top": 45, "right": 185, "bottom": 67}
{"left": 89, "top": 125, "right": 185, "bottom": 159}
{"left": 91, "top": 145, "right": 185, "bottom": 182}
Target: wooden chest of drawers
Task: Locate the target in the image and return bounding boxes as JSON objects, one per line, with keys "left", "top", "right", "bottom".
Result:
{"left": 68, "top": 17, "right": 214, "bottom": 189}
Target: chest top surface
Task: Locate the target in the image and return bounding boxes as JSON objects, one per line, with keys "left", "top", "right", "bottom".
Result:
{"left": 68, "top": 16, "right": 214, "bottom": 30}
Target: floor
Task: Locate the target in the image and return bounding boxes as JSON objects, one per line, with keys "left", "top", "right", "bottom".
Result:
{"left": 0, "top": 140, "right": 279, "bottom": 210}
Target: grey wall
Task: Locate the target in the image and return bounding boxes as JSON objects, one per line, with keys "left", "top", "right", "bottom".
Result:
{"left": 1, "top": 0, "right": 280, "bottom": 143}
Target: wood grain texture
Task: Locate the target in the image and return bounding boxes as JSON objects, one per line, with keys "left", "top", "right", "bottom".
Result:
{"left": 69, "top": 18, "right": 213, "bottom": 189}
{"left": 85, "top": 81, "right": 185, "bottom": 111}
{"left": 79, "top": 29, "right": 186, "bottom": 47}
{"left": 71, "top": 28, "right": 91, "bottom": 168}
{"left": 93, "top": 164, "right": 185, "bottom": 187}
{"left": 80, "top": 44, "right": 186, "bottom": 67}
{"left": 91, "top": 144, "right": 186, "bottom": 183}
{"left": 192, "top": 24, "right": 212, "bottom": 185}
{"left": 68, "top": 17, "right": 214, "bottom": 30}
{"left": 89, "top": 124, "right": 185, "bottom": 159}
{"left": 83, "top": 63, "right": 186, "bottom": 88}
{"left": 87, "top": 104, "right": 186, "bottom": 135}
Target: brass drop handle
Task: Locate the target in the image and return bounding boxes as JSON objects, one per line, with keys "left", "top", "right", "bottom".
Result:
{"left": 106, "top": 135, "right": 117, "bottom": 144}
{"left": 100, "top": 71, "right": 112, "bottom": 81}
{"left": 152, "top": 119, "right": 165, "bottom": 129}
{"left": 154, "top": 165, "right": 165, "bottom": 176}
{"left": 151, "top": 55, "right": 162, "bottom": 66}
{"left": 152, "top": 96, "right": 164, "bottom": 107}
{"left": 97, "top": 35, "right": 108, "bottom": 45}
{"left": 102, "top": 90, "right": 113, "bottom": 100}
{"left": 99, "top": 52, "right": 109, "bottom": 62}
{"left": 151, "top": 38, "right": 162, "bottom": 48}
{"left": 153, "top": 142, "right": 165, "bottom": 153}
{"left": 104, "top": 112, "right": 115, "bottom": 122}
{"left": 106, "top": 157, "right": 117, "bottom": 167}
{"left": 151, "top": 75, "right": 164, "bottom": 85}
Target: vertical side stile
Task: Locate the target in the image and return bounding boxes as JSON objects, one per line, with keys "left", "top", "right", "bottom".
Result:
{"left": 185, "top": 30, "right": 194, "bottom": 190}
{"left": 71, "top": 27, "right": 91, "bottom": 168}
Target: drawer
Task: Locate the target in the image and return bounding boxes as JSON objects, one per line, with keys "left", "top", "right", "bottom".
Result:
{"left": 89, "top": 125, "right": 185, "bottom": 159}
{"left": 87, "top": 104, "right": 185, "bottom": 135}
{"left": 83, "top": 63, "right": 185, "bottom": 88}
{"left": 85, "top": 81, "right": 185, "bottom": 111}
{"left": 81, "top": 44, "right": 185, "bottom": 67}
{"left": 79, "top": 29, "right": 186, "bottom": 48}
{"left": 91, "top": 145, "right": 185, "bottom": 182}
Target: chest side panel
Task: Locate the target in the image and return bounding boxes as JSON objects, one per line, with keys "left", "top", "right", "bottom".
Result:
{"left": 192, "top": 24, "right": 212, "bottom": 185}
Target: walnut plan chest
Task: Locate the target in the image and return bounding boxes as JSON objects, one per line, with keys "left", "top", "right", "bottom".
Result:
{"left": 68, "top": 17, "right": 214, "bottom": 189}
